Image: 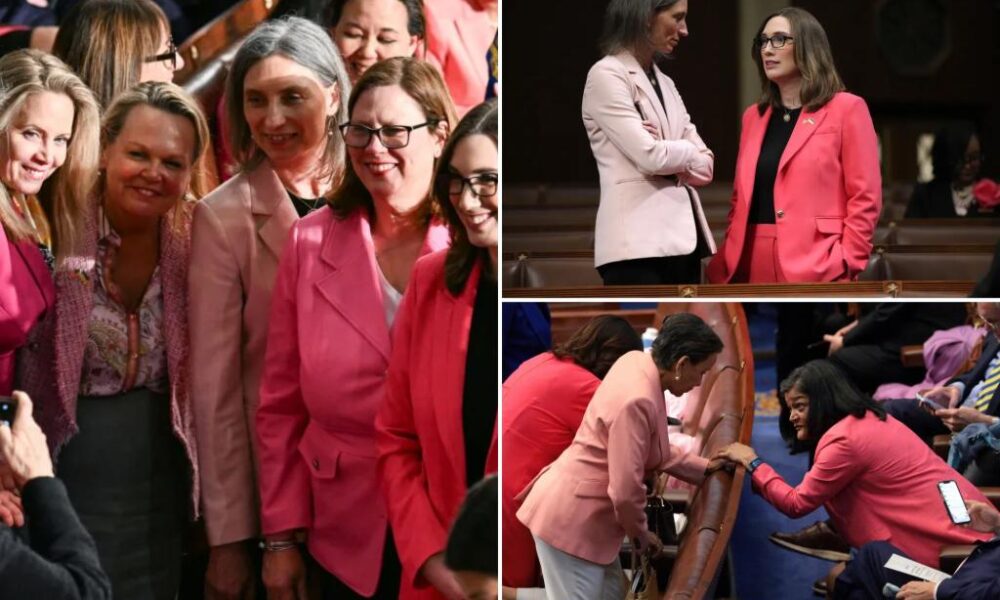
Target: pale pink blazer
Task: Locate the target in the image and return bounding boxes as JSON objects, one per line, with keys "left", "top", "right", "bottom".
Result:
{"left": 583, "top": 52, "right": 716, "bottom": 268}
{"left": 189, "top": 161, "right": 296, "bottom": 546}
{"left": 424, "top": 0, "right": 496, "bottom": 116}
{"left": 257, "top": 207, "right": 449, "bottom": 597}
{"left": 517, "top": 351, "right": 709, "bottom": 565}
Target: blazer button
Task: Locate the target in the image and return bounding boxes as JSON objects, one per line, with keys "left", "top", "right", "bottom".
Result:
{"left": 776, "top": 210, "right": 785, "bottom": 218}
{"left": 312, "top": 458, "right": 320, "bottom": 470}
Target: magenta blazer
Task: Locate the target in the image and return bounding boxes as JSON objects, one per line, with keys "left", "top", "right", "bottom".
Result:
{"left": 707, "top": 92, "right": 881, "bottom": 283}
{"left": 257, "top": 208, "right": 449, "bottom": 597}
{"left": 376, "top": 250, "right": 499, "bottom": 599}
{"left": 752, "top": 411, "right": 992, "bottom": 567}
{"left": 1, "top": 228, "right": 54, "bottom": 394}
{"left": 424, "top": 0, "right": 496, "bottom": 116}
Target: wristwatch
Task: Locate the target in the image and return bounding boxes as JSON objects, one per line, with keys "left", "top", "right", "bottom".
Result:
{"left": 747, "top": 457, "right": 763, "bottom": 474}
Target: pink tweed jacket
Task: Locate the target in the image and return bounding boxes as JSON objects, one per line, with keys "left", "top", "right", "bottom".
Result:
{"left": 17, "top": 198, "right": 200, "bottom": 515}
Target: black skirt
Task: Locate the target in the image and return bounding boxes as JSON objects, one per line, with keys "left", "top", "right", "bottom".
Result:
{"left": 56, "top": 388, "right": 189, "bottom": 600}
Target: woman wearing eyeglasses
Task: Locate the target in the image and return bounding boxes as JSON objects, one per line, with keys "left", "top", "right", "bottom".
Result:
{"left": 706, "top": 7, "right": 880, "bottom": 284}
{"left": 187, "top": 17, "right": 350, "bottom": 600}
{"left": 584, "top": 0, "right": 715, "bottom": 286}
{"left": 53, "top": 0, "right": 184, "bottom": 109}
{"left": 906, "top": 123, "right": 988, "bottom": 218}
{"left": 376, "top": 98, "right": 498, "bottom": 600}
{"left": 256, "top": 57, "right": 453, "bottom": 599}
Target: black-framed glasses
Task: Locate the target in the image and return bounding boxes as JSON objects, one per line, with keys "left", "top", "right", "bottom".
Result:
{"left": 961, "top": 153, "right": 985, "bottom": 165}
{"left": 145, "top": 38, "right": 178, "bottom": 71}
{"left": 338, "top": 122, "right": 435, "bottom": 149}
{"left": 446, "top": 172, "right": 498, "bottom": 198}
{"left": 754, "top": 33, "right": 794, "bottom": 50}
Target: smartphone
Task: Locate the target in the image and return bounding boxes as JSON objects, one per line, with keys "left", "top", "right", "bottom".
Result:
{"left": 882, "top": 583, "right": 900, "bottom": 597}
{"left": 917, "top": 392, "right": 946, "bottom": 412}
{"left": 938, "top": 480, "right": 971, "bottom": 525}
{"left": 0, "top": 395, "right": 15, "bottom": 427}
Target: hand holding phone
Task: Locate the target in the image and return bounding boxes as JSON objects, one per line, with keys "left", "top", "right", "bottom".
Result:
{"left": 0, "top": 396, "right": 15, "bottom": 427}
{"left": 938, "top": 480, "right": 972, "bottom": 524}
{"left": 881, "top": 583, "right": 899, "bottom": 598}
{"left": 916, "top": 393, "right": 946, "bottom": 414}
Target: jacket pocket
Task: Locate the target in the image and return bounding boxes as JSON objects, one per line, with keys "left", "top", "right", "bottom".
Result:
{"left": 574, "top": 479, "right": 609, "bottom": 499}
{"left": 815, "top": 217, "right": 844, "bottom": 235}
{"left": 298, "top": 425, "right": 340, "bottom": 480}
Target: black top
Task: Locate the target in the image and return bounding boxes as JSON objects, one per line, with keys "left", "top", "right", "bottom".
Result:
{"left": 645, "top": 68, "right": 667, "bottom": 116}
{"left": 462, "top": 271, "right": 498, "bottom": 488}
{"left": 0, "top": 477, "right": 111, "bottom": 599}
{"left": 749, "top": 107, "right": 801, "bottom": 224}
{"left": 905, "top": 179, "right": 986, "bottom": 219}
{"left": 287, "top": 191, "right": 324, "bottom": 218}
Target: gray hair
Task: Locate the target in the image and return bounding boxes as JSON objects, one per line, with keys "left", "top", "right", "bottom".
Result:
{"left": 600, "top": 0, "right": 683, "bottom": 56}
{"left": 225, "top": 16, "right": 351, "bottom": 182}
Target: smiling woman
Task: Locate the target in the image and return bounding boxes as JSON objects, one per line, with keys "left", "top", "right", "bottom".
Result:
{"left": 324, "top": 0, "right": 425, "bottom": 84}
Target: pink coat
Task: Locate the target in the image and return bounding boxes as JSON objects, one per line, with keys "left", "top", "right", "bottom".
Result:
{"left": 17, "top": 200, "right": 200, "bottom": 514}
{"left": 376, "top": 250, "right": 499, "bottom": 599}
{"left": 257, "top": 208, "right": 449, "bottom": 597}
{"left": 424, "top": 0, "right": 496, "bottom": 116}
{"left": 2, "top": 228, "right": 54, "bottom": 394}
{"left": 517, "top": 351, "right": 709, "bottom": 565}
{"left": 189, "top": 161, "right": 297, "bottom": 546}
{"left": 752, "top": 411, "right": 992, "bottom": 567}
{"left": 707, "top": 92, "right": 881, "bottom": 283}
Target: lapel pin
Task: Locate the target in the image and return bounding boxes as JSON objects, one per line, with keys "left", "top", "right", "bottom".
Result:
{"left": 804, "top": 118, "right": 815, "bottom": 125}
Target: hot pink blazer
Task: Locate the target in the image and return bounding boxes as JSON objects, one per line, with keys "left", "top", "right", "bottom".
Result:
{"left": 517, "top": 351, "right": 709, "bottom": 566}
{"left": 189, "top": 161, "right": 296, "bottom": 547}
{"left": 257, "top": 207, "right": 449, "bottom": 597}
{"left": 1, "top": 228, "right": 54, "bottom": 394}
{"left": 752, "top": 411, "right": 992, "bottom": 567}
{"left": 424, "top": 0, "right": 496, "bottom": 116}
{"left": 376, "top": 250, "right": 499, "bottom": 599}
{"left": 707, "top": 92, "right": 881, "bottom": 283}
{"left": 502, "top": 353, "right": 600, "bottom": 587}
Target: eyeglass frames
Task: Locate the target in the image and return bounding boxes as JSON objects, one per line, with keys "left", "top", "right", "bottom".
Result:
{"left": 145, "top": 37, "right": 179, "bottom": 71}
{"left": 338, "top": 122, "right": 436, "bottom": 149}
{"left": 445, "top": 172, "right": 499, "bottom": 198}
{"left": 754, "top": 33, "right": 794, "bottom": 50}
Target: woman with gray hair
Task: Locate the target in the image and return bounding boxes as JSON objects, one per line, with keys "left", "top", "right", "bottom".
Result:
{"left": 584, "top": 0, "right": 715, "bottom": 286}
{"left": 187, "top": 15, "right": 350, "bottom": 600}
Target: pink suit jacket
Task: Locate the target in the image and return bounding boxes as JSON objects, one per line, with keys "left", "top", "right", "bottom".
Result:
{"left": 376, "top": 250, "right": 499, "bottom": 599}
{"left": 752, "top": 411, "right": 992, "bottom": 567}
{"left": 502, "top": 352, "right": 601, "bottom": 587}
{"left": 707, "top": 92, "right": 881, "bottom": 283}
{"left": 1, "top": 228, "right": 54, "bottom": 394}
{"left": 424, "top": 0, "right": 496, "bottom": 116}
{"left": 189, "top": 161, "right": 296, "bottom": 547}
{"left": 516, "top": 351, "right": 709, "bottom": 566}
{"left": 257, "top": 207, "right": 449, "bottom": 597}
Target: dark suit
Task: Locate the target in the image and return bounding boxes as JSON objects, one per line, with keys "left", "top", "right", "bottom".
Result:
{"left": 834, "top": 538, "right": 1000, "bottom": 600}
{"left": 502, "top": 303, "right": 552, "bottom": 381}
{"left": 0, "top": 477, "right": 110, "bottom": 599}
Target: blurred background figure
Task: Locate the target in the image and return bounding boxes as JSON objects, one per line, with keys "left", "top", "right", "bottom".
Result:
{"left": 446, "top": 475, "right": 498, "bottom": 600}
{"left": 906, "top": 122, "right": 988, "bottom": 218}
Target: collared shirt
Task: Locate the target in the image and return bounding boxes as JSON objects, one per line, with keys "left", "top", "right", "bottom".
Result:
{"left": 78, "top": 211, "right": 167, "bottom": 396}
{"left": 952, "top": 347, "right": 1000, "bottom": 408}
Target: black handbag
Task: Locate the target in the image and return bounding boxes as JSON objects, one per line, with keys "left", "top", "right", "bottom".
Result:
{"left": 645, "top": 495, "right": 678, "bottom": 547}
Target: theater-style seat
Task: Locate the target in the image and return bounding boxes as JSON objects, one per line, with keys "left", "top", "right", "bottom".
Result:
{"left": 503, "top": 230, "right": 594, "bottom": 254}
{"left": 882, "top": 249, "right": 993, "bottom": 281}
{"left": 520, "top": 256, "right": 603, "bottom": 288}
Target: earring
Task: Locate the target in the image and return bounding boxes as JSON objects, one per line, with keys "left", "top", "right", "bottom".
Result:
{"left": 674, "top": 373, "right": 680, "bottom": 381}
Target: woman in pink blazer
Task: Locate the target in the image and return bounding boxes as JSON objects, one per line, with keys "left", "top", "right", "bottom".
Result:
{"left": 256, "top": 58, "right": 455, "bottom": 599}
{"left": 0, "top": 50, "right": 99, "bottom": 394}
{"left": 376, "top": 99, "right": 498, "bottom": 600}
{"left": 516, "top": 313, "right": 725, "bottom": 599}
{"left": 19, "top": 82, "right": 211, "bottom": 599}
{"left": 424, "top": 0, "right": 497, "bottom": 116}
{"left": 715, "top": 360, "right": 993, "bottom": 577}
{"left": 583, "top": 0, "right": 716, "bottom": 286}
{"left": 706, "top": 8, "right": 880, "bottom": 283}
{"left": 502, "top": 315, "right": 642, "bottom": 590}
{"left": 188, "top": 19, "right": 350, "bottom": 598}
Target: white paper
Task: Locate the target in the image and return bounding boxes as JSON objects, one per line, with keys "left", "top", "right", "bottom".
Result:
{"left": 884, "top": 554, "right": 952, "bottom": 583}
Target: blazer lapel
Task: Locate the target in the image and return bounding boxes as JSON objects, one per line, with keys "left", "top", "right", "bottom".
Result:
{"left": 249, "top": 163, "right": 298, "bottom": 260}
{"left": 433, "top": 260, "right": 482, "bottom": 488}
{"left": 614, "top": 53, "right": 669, "bottom": 136}
{"left": 314, "top": 211, "right": 391, "bottom": 360}
{"left": 739, "top": 108, "right": 770, "bottom": 211}
{"left": 778, "top": 106, "right": 829, "bottom": 173}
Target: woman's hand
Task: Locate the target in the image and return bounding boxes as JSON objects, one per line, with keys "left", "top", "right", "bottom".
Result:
{"left": 637, "top": 529, "right": 665, "bottom": 560}
{"left": 713, "top": 443, "right": 758, "bottom": 470}
{"left": 963, "top": 500, "right": 1000, "bottom": 534}
{"left": 0, "top": 490, "right": 23, "bottom": 528}
{"left": 641, "top": 121, "right": 661, "bottom": 140}
{"left": 419, "top": 553, "right": 467, "bottom": 600}
{"left": 205, "top": 541, "right": 256, "bottom": 599}
{"left": 896, "top": 580, "right": 936, "bottom": 599}
{"left": 934, "top": 406, "right": 994, "bottom": 432}
{"left": 0, "top": 391, "right": 54, "bottom": 487}
{"left": 261, "top": 544, "right": 307, "bottom": 600}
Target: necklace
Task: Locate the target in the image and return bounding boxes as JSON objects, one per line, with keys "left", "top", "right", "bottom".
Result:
{"left": 781, "top": 104, "right": 802, "bottom": 123}
{"left": 289, "top": 193, "right": 322, "bottom": 215}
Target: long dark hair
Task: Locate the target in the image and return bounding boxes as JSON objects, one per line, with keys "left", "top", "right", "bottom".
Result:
{"left": 552, "top": 315, "right": 643, "bottom": 379}
{"left": 931, "top": 121, "right": 979, "bottom": 184}
{"left": 752, "top": 7, "right": 845, "bottom": 114}
{"left": 650, "top": 313, "right": 723, "bottom": 371}
{"left": 780, "top": 359, "right": 886, "bottom": 444}
{"left": 599, "top": 0, "right": 683, "bottom": 56}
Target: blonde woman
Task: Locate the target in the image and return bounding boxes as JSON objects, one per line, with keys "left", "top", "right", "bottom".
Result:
{"left": 1, "top": 48, "right": 99, "bottom": 394}
{"left": 19, "top": 81, "right": 210, "bottom": 600}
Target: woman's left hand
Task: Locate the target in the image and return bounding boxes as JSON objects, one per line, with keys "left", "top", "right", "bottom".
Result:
{"left": 713, "top": 443, "right": 758, "bottom": 470}
{"left": 641, "top": 120, "right": 661, "bottom": 140}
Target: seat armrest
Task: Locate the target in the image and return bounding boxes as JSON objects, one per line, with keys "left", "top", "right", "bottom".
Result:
{"left": 932, "top": 434, "right": 952, "bottom": 461}
{"left": 979, "top": 486, "right": 1000, "bottom": 510}
{"left": 900, "top": 345, "right": 925, "bottom": 368}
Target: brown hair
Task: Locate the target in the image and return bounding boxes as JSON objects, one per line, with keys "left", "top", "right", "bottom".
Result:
{"left": 327, "top": 56, "right": 456, "bottom": 226}
{"left": 101, "top": 82, "right": 212, "bottom": 204}
{"left": 552, "top": 314, "right": 643, "bottom": 379}
{"left": 53, "top": 0, "right": 168, "bottom": 110}
{"left": 433, "top": 99, "right": 496, "bottom": 295}
{"left": 752, "top": 7, "right": 845, "bottom": 115}
{"left": 0, "top": 49, "right": 100, "bottom": 262}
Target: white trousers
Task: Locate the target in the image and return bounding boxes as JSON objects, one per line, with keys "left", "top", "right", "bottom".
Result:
{"left": 533, "top": 535, "right": 625, "bottom": 600}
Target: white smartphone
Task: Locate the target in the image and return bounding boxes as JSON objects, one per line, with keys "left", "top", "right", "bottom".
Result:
{"left": 916, "top": 392, "right": 945, "bottom": 412}
{"left": 938, "top": 480, "right": 971, "bottom": 524}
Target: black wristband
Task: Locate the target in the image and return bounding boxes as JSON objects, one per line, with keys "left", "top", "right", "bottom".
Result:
{"left": 747, "top": 457, "right": 763, "bottom": 474}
